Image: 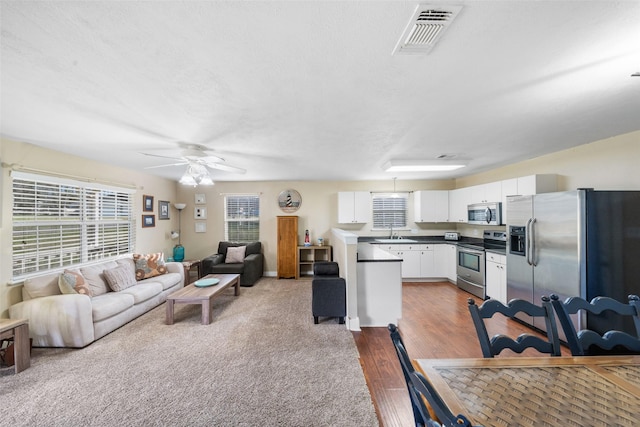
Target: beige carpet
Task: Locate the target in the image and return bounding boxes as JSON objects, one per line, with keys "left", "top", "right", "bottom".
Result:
{"left": 0, "top": 278, "right": 378, "bottom": 426}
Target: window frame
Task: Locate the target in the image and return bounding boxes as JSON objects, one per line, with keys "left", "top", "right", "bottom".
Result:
{"left": 11, "top": 171, "right": 135, "bottom": 282}
{"left": 224, "top": 194, "right": 260, "bottom": 242}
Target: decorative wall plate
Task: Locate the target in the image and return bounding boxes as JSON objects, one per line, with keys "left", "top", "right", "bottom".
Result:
{"left": 278, "top": 189, "right": 302, "bottom": 213}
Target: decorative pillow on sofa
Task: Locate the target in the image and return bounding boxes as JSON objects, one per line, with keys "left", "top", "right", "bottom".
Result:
{"left": 104, "top": 265, "right": 137, "bottom": 291}
{"left": 133, "top": 253, "right": 168, "bottom": 280}
{"left": 58, "top": 270, "right": 92, "bottom": 297}
{"left": 225, "top": 245, "right": 246, "bottom": 263}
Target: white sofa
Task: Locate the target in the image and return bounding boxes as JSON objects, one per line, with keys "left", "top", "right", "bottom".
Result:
{"left": 9, "top": 256, "right": 184, "bottom": 348}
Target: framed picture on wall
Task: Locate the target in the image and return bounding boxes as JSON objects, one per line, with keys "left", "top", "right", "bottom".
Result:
{"left": 143, "top": 195, "right": 154, "bottom": 212}
{"left": 142, "top": 215, "right": 155, "bottom": 228}
{"left": 158, "top": 200, "right": 170, "bottom": 220}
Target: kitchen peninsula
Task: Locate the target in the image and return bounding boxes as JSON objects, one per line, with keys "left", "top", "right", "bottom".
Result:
{"left": 356, "top": 243, "right": 402, "bottom": 326}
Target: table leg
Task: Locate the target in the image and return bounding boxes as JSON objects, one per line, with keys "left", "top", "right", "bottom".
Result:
{"left": 13, "top": 324, "right": 30, "bottom": 374}
{"left": 166, "top": 300, "right": 175, "bottom": 325}
{"left": 234, "top": 278, "right": 240, "bottom": 296}
{"left": 201, "top": 299, "right": 212, "bottom": 325}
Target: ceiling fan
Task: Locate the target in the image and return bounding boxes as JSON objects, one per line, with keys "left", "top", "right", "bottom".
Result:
{"left": 140, "top": 144, "right": 246, "bottom": 185}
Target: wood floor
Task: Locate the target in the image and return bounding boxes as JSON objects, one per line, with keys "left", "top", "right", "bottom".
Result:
{"left": 352, "top": 281, "right": 570, "bottom": 427}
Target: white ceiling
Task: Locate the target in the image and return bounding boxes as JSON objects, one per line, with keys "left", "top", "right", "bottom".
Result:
{"left": 2, "top": 1, "right": 639, "bottom": 183}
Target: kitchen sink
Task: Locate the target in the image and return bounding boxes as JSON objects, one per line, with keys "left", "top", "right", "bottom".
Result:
{"left": 374, "top": 238, "right": 418, "bottom": 243}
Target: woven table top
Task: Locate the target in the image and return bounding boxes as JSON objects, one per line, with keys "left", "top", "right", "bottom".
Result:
{"left": 416, "top": 356, "right": 640, "bottom": 427}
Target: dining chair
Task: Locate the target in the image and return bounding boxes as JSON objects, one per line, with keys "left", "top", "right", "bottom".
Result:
{"left": 550, "top": 294, "right": 640, "bottom": 356}
{"left": 388, "top": 324, "right": 478, "bottom": 427}
{"left": 467, "top": 297, "right": 561, "bottom": 357}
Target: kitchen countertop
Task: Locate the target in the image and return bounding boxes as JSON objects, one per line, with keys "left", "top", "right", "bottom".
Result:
{"left": 358, "top": 236, "right": 484, "bottom": 246}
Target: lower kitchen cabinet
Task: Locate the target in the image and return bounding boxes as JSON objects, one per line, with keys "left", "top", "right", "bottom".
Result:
{"left": 419, "top": 245, "right": 435, "bottom": 277}
{"left": 434, "top": 244, "right": 457, "bottom": 282}
{"left": 486, "top": 252, "right": 506, "bottom": 303}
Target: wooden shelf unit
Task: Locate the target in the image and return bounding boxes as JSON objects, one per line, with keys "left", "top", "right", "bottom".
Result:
{"left": 297, "top": 245, "right": 333, "bottom": 278}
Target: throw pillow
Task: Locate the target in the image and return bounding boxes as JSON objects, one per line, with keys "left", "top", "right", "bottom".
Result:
{"left": 104, "top": 265, "right": 137, "bottom": 291}
{"left": 225, "top": 246, "right": 246, "bottom": 263}
{"left": 58, "top": 270, "right": 92, "bottom": 297}
{"left": 133, "top": 253, "right": 168, "bottom": 280}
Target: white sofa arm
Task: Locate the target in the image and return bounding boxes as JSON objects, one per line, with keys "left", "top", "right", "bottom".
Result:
{"left": 9, "top": 294, "right": 95, "bottom": 348}
{"left": 165, "top": 261, "right": 185, "bottom": 284}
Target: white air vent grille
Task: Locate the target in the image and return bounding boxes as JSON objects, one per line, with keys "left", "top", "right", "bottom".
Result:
{"left": 393, "top": 5, "right": 462, "bottom": 55}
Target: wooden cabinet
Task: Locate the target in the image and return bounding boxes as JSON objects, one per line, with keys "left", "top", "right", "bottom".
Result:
{"left": 297, "top": 245, "right": 332, "bottom": 278}
{"left": 486, "top": 252, "right": 507, "bottom": 304}
{"left": 414, "top": 190, "right": 449, "bottom": 222}
{"left": 277, "top": 216, "right": 298, "bottom": 279}
{"left": 338, "top": 191, "right": 370, "bottom": 223}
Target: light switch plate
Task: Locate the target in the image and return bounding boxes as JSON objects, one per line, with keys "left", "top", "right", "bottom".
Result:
{"left": 194, "top": 207, "right": 207, "bottom": 219}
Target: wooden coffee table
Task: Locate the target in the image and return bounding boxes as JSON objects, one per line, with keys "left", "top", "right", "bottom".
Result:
{"left": 165, "top": 274, "right": 240, "bottom": 325}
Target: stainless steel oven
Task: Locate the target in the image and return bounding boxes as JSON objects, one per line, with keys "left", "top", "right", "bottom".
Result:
{"left": 456, "top": 245, "right": 485, "bottom": 299}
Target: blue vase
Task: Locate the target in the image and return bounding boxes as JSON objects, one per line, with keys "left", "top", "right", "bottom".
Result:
{"left": 173, "top": 245, "right": 185, "bottom": 262}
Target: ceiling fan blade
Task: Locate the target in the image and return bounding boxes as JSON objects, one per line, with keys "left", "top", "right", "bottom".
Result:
{"left": 144, "top": 161, "right": 189, "bottom": 169}
{"left": 140, "top": 152, "right": 184, "bottom": 161}
{"left": 205, "top": 163, "right": 247, "bottom": 174}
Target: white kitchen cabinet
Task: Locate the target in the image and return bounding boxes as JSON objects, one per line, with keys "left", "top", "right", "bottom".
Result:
{"left": 419, "top": 245, "right": 435, "bottom": 277}
{"left": 469, "top": 182, "right": 502, "bottom": 204}
{"left": 414, "top": 191, "right": 449, "bottom": 222}
{"left": 338, "top": 191, "right": 370, "bottom": 223}
{"left": 485, "top": 252, "right": 506, "bottom": 304}
{"left": 517, "top": 174, "right": 557, "bottom": 196}
{"left": 433, "top": 244, "right": 450, "bottom": 278}
{"left": 446, "top": 244, "right": 457, "bottom": 282}
{"left": 448, "top": 187, "right": 471, "bottom": 223}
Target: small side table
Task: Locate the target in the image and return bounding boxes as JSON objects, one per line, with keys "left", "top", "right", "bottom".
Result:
{"left": 0, "top": 318, "right": 30, "bottom": 374}
{"left": 182, "top": 260, "right": 202, "bottom": 286}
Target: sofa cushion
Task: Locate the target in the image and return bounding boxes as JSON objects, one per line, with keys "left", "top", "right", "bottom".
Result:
{"left": 138, "top": 272, "right": 182, "bottom": 290}
{"left": 81, "top": 261, "right": 118, "bottom": 296}
{"left": 120, "top": 282, "right": 162, "bottom": 304}
{"left": 59, "top": 270, "right": 92, "bottom": 296}
{"left": 23, "top": 274, "right": 61, "bottom": 299}
{"left": 104, "top": 265, "right": 137, "bottom": 292}
{"left": 225, "top": 245, "right": 246, "bottom": 263}
{"left": 133, "top": 253, "right": 168, "bottom": 280}
{"left": 91, "top": 292, "right": 135, "bottom": 322}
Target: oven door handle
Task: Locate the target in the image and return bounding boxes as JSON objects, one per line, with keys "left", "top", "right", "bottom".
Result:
{"left": 459, "top": 248, "right": 484, "bottom": 256}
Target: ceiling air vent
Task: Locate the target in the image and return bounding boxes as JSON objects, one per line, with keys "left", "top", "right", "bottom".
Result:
{"left": 393, "top": 4, "right": 462, "bottom": 55}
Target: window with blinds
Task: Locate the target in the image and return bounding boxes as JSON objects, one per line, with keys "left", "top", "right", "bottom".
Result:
{"left": 224, "top": 194, "right": 260, "bottom": 242}
{"left": 11, "top": 172, "right": 135, "bottom": 280}
{"left": 372, "top": 192, "right": 409, "bottom": 230}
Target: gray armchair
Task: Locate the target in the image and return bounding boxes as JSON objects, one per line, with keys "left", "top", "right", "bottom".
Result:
{"left": 201, "top": 241, "right": 264, "bottom": 287}
{"left": 312, "top": 262, "right": 346, "bottom": 324}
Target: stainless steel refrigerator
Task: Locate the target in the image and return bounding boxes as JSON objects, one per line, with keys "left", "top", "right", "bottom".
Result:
{"left": 506, "top": 190, "right": 640, "bottom": 339}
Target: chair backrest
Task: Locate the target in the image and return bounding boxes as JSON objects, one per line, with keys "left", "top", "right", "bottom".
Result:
{"left": 313, "top": 261, "right": 339, "bottom": 277}
{"left": 387, "top": 324, "right": 476, "bottom": 427}
{"left": 550, "top": 294, "right": 640, "bottom": 356}
{"left": 467, "top": 297, "right": 561, "bottom": 358}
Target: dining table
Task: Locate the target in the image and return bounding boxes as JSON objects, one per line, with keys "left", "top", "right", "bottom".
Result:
{"left": 414, "top": 355, "right": 640, "bottom": 427}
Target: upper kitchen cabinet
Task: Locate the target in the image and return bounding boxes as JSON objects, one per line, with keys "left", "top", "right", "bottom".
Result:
{"left": 414, "top": 190, "right": 449, "bottom": 222}
{"left": 468, "top": 181, "right": 502, "bottom": 204}
{"left": 448, "top": 187, "right": 471, "bottom": 223}
{"left": 338, "top": 191, "right": 370, "bottom": 223}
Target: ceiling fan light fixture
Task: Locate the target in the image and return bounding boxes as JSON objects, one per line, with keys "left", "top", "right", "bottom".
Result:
{"left": 198, "top": 174, "right": 215, "bottom": 186}
{"left": 383, "top": 159, "right": 466, "bottom": 172}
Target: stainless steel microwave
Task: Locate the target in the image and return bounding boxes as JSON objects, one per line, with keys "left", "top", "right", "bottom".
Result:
{"left": 467, "top": 202, "right": 502, "bottom": 225}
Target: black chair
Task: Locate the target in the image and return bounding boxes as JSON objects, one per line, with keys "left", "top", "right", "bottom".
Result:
{"left": 550, "top": 294, "right": 640, "bottom": 356}
{"left": 467, "top": 297, "right": 561, "bottom": 357}
{"left": 388, "top": 324, "right": 477, "bottom": 427}
{"left": 312, "top": 262, "right": 346, "bottom": 324}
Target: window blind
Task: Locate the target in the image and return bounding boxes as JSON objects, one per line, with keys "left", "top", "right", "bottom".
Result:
{"left": 11, "top": 172, "right": 135, "bottom": 280}
{"left": 224, "top": 194, "right": 260, "bottom": 242}
{"left": 372, "top": 192, "right": 409, "bottom": 229}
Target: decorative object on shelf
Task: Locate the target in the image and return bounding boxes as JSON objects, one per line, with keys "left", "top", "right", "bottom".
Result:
{"left": 194, "top": 207, "right": 207, "bottom": 219}
{"left": 195, "top": 222, "right": 206, "bottom": 233}
{"left": 277, "top": 189, "right": 302, "bottom": 213}
{"left": 158, "top": 200, "right": 170, "bottom": 220}
{"left": 304, "top": 229, "right": 311, "bottom": 246}
{"left": 143, "top": 194, "right": 154, "bottom": 212}
{"left": 173, "top": 203, "right": 187, "bottom": 262}
{"left": 142, "top": 214, "right": 155, "bottom": 228}
{"left": 317, "top": 238, "right": 324, "bottom": 246}
{"left": 195, "top": 193, "right": 206, "bottom": 204}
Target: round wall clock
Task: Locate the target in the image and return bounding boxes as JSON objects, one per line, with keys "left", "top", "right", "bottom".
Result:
{"left": 278, "top": 189, "right": 302, "bottom": 213}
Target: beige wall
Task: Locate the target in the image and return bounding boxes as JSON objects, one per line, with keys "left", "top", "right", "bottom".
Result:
{"left": 1, "top": 130, "right": 639, "bottom": 316}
